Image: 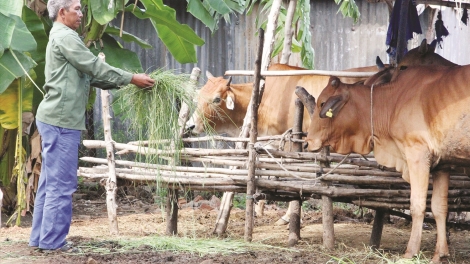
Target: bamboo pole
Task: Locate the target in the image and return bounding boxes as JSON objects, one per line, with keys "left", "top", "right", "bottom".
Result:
{"left": 280, "top": 0, "right": 297, "bottom": 64}
{"left": 245, "top": 28, "right": 264, "bottom": 243}
{"left": 225, "top": 70, "right": 377, "bottom": 78}
{"left": 98, "top": 53, "right": 119, "bottom": 235}
{"left": 0, "top": 188, "right": 2, "bottom": 229}
{"left": 320, "top": 147, "right": 334, "bottom": 250}
{"left": 288, "top": 99, "right": 303, "bottom": 246}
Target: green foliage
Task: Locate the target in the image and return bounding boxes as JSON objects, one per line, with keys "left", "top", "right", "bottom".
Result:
{"left": 334, "top": 0, "right": 361, "bottom": 24}
{"left": 186, "top": 0, "right": 246, "bottom": 32}
{"left": 233, "top": 194, "right": 246, "bottom": 209}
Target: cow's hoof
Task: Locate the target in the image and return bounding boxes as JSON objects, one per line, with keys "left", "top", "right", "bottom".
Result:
{"left": 431, "top": 253, "right": 449, "bottom": 264}
{"left": 274, "top": 218, "right": 289, "bottom": 226}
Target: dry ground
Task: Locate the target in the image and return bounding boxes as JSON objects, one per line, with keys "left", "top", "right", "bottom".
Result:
{"left": 1, "top": 188, "right": 470, "bottom": 264}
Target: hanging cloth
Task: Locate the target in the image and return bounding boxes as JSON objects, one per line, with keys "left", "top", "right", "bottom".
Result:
{"left": 462, "top": 9, "right": 468, "bottom": 26}
{"left": 386, "top": 0, "right": 422, "bottom": 56}
{"left": 435, "top": 11, "right": 449, "bottom": 47}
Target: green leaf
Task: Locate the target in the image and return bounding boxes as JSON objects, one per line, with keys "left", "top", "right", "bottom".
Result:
{"left": 206, "top": 0, "right": 231, "bottom": 15}
{"left": 225, "top": 0, "right": 245, "bottom": 14}
{"left": 9, "top": 14, "right": 37, "bottom": 52}
{"left": 90, "top": 0, "right": 128, "bottom": 25}
{"left": 0, "top": 13, "right": 15, "bottom": 50}
{"left": 154, "top": 22, "right": 197, "bottom": 64}
{"left": 128, "top": 2, "right": 204, "bottom": 45}
{"left": 0, "top": 73, "right": 34, "bottom": 129}
{"left": 105, "top": 25, "right": 153, "bottom": 49}
{"left": 22, "top": 6, "right": 48, "bottom": 108}
{"left": 0, "top": 50, "right": 37, "bottom": 94}
{"left": 22, "top": 7, "right": 47, "bottom": 62}
{"left": 88, "top": 34, "right": 143, "bottom": 73}
{"left": 187, "top": 0, "right": 216, "bottom": 32}
{"left": 0, "top": 0, "right": 23, "bottom": 17}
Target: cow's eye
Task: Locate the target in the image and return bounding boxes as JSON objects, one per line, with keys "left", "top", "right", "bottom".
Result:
{"left": 399, "top": 66, "right": 408, "bottom": 71}
{"left": 320, "top": 102, "right": 325, "bottom": 108}
{"left": 213, "top": 97, "right": 221, "bottom": 104}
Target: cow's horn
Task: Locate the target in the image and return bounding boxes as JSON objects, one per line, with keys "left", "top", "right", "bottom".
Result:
{"left": 376, "top": 56, "right": 385, "bottom": 70}
{"left": 418, "top": 39, "right": 428, "bottom": 54}
{"left": 206, "top": 71, "right": 214, "bottom": 79}
{"left": 226, "top": 76, "right": 232, "bottom": 86}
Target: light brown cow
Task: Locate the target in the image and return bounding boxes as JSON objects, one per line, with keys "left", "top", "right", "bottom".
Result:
{"left": 304, "top": 64, "right": 470, "bottom": 262}
{"left": 190, "top": 63, "right": 379, "bottom": 223}
{"left": 191, "top": 63, "right": 378, "bottom": 137}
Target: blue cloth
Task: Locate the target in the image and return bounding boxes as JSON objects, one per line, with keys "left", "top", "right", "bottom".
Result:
{"left": 386, "top": 0, "right": 422, "bottom": 55}
{"left": 29, "top": 120, "right": 81, "bottom": 249}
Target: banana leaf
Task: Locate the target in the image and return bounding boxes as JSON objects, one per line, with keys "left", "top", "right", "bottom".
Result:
{"left": 0, "top": 72, "right": 34, "bottom": 130}
{"left": 0, "top": 50, "right": 37, "bottom": 94}
{"left": 104, "top": 25, "right": 152, "bottom": 49}
{"left": 90, "top": 0, "right": 128, "bottom": 25}
{"left": 22, "top": 6, "right": 48, "bottom": 109}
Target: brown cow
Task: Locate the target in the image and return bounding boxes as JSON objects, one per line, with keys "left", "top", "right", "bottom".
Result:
{"left": 304, "top": 64, "right": 469, "bottom": 262}
{"left": 365, "top": 39, "right": 457, "bottom": 86}
{"left": 191, "top": 63, "right": 378, "bottom": 137}
{"left": 189, "top": 63, "right": 379, "bottom": 223}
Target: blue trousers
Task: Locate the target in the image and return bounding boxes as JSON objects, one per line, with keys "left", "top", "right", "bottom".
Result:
{"left": 29, "top": 120, "right": 81, "bottom": 249}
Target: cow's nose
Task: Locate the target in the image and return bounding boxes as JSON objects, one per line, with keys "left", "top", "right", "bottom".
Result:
{"left": 303, "top": 142, "right": 308, "bottom": 150}
{"left": 188, "top": 124, "right": 195, "bottom": 130}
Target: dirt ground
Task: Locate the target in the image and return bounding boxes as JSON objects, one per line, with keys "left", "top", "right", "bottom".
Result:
{"left": 2, "top": 186, "right": 470, "bottom": 264}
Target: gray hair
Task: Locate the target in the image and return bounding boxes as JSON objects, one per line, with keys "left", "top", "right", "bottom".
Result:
{"left": 47, "top": 0, "right": 74, "bottom": 21}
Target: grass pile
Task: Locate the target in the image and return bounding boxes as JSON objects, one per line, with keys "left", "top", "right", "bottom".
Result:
{"left": 114, "top": 68, "right": 197, "bottom": 165}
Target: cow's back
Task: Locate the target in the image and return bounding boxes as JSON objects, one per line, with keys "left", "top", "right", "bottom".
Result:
{"left": 257, "top": 64, "right": 375, "bottom": 136}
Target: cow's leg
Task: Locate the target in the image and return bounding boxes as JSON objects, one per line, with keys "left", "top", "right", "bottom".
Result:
{"left": 255, "top": 200, "right": 265, "bottom": 217}
{"left": 431, "top": 170, "right": 450, "bottom": 263}
{"left": 403, "top": 149, "right": 430, "bottom": 259}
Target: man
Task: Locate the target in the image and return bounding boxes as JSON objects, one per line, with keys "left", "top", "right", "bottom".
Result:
{"left": 29, "top": 0, "right": 155, "bottom": 252}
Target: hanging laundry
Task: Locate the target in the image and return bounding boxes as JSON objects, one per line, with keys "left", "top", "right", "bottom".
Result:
{"left": 462, "top": 9, "right": 468, "bottom": 26}
{"left": 386, "top": 0, "right": 422, "bottom": 58}
{"left": 435, "top": 11, "right": 449, "bottom": 47}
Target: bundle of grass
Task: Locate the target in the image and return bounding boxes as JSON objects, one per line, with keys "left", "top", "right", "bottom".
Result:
{"left": 114, "top": 68, "right": 197, "bottom": 166}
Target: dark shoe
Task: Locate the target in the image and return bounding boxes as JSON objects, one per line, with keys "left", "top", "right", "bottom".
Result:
{"left": 41, "top": 242, "right": 80, "bottom": 254}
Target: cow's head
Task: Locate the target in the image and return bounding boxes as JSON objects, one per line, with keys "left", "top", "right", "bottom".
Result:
{"left": 189, "top": 71, "right": 238, "bottom": 135}
{"left": 304, "top": 77, "right": 371, "bottom": 155}
{"left": 390, "top": 39, "right": 456, "bottom": 81}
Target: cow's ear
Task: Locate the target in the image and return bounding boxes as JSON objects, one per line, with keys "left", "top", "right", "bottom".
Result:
{"left": 418, "top": 39, "right": 428, "bottom": 55}
{"left": 206, "top": 71, "right": 215, "bottom": 79}
{"left": 330, "top": 77, "right": 340, "bottom": 88}
{"left": 319, "top": 94, "right": 348, "bottom": 118}
{"left": 226, "top": 91, "right": 235, "bottom": 110}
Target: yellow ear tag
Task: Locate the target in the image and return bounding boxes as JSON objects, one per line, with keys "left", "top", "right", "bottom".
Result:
{"left": 326, "top": 109, "right": 333, "bottom": 118}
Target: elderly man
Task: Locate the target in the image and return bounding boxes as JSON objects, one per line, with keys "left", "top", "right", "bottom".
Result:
{"left": 29, "top": 0, "right": 155, "bottom": 252}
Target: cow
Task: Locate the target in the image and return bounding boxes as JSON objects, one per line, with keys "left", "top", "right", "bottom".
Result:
{"left": 365, "top": 39, "right": 457, "bottom": 86}
{"left": 303, "top": 64, "right": 469, "bottom": 263}
{"left": 189, "top": 63, "right": 381, "bottom": 224}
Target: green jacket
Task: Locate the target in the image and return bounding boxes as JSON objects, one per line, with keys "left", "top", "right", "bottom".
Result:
{"left": 36, "top": 22, "right": 133, "bottom": 130}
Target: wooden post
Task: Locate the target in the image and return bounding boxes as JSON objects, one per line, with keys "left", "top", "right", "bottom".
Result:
{"left": 369, "top": 209, "right": 386, "bottom": 249}
{"left": 280, "top": 0, "right": 297, "bottom": 64}
{"left": 245, "top": 29, "right": 264, "bottom": 242}
{"left": 321, "top": 147, "right": 334, "bottom": 249}
{"left": 216, "top": 0, "right": 279, "bottom": 234}
{"left": 166, "top": 188, "right": 178, "bottom": 235}
{"left": 0, "top": 187, "right": 3, "bottom": 229}
{"left": 98, "top": 52, "right": 119, "bottom": 235}
{"left": 166, "top": 67, "right": 200, "bottom": 236}
{"left": 288, "top": 98, "right": 303, "bottom": 246}
{"left": 213, "top": 192, "right": 234, "bottom": 236}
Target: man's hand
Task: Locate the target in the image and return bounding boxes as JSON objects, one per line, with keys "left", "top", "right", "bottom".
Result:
{"left": 131, "top": 73, "right": 155, "bottom": 89}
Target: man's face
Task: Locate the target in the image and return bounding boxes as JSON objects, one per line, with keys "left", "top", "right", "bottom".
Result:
{"left": 61, "top": 0, "right": 82, "bottom": 30}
